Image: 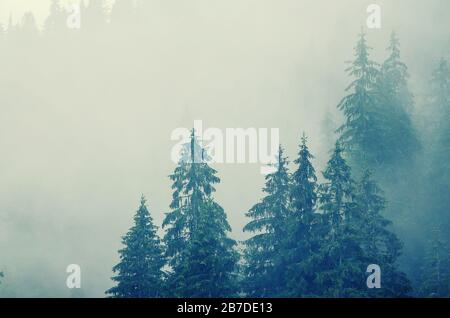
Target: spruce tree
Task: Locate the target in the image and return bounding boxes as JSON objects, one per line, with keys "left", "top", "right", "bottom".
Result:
{"left": 316, "top": 146, "right": 411, "bottom": 297}
{"left": 379, "top": 32, "right": 413, "bottom": 112}
{"left": 163, "top": 130, "right": 238, "bottom": 297}
{"left": 107, "top": 196, "right": 165, "bottom": 298}
{"left": 429, "top": 58, "right": 450, "bottom": 115}
{"left": 243, "top": 146, "right": 290, "bottom": 297}
{"left": 15, "top": 12, "right": 39, "bottom": 45}
{"left": 337, "top": 31, "right": 382, "bottom": 167}
{"left": 284, "top": 135, "right": 320, "bottom": 297}
{"left": 338, "top": 31, "right": 419, "bottom": 170}
{"left": 365, "top": 33, "right": 421, "bottom": 294}
{"left": 316, "top": 142, "right": 366, "bottom": 297}
{"left": 376, "top": 32, "right": 419, "bottom": 163}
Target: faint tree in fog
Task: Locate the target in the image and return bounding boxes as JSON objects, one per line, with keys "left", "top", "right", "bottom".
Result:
{"left": 420, "top": 228, "right": 450, "bottom": 297}
{"left": 338, "top": 31, "right": 419, "bottom": 171}
{"left": 44, "top": 0, "right": 68, "bottom": 38}
{"left": 428, "top": 59, "right": 450, "bottom": 241}
{"left": 376, "top": 32, "right": 420, "bottom": 163}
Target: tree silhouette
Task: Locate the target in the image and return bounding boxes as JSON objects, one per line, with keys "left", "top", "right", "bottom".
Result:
{"left": 243, "top": 146, "right": 290, "bottom": 297}
{"left": 107, "top": 196, "right": 166, "bottom": 298}
{"left": 163, "top": 130, "right": 238, "bottom": 297}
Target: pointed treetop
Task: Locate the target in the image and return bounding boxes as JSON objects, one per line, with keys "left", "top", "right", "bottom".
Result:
{"left": 295, "top": 133, "right": 315, "bottom": 169}
{"left": 354, "top": 30, "right": 372, "bottom": 61}
{"left": 301, "top": 132, "right": 308, "bottom": 146}
{"left": 140, "top": 194, "right": 146, "bottom": 206}
{"left": 190, "top": 128, "right": 196, "bottom": 162}
{"left": 276, "top": 144, "right": 288, "bottom": 169}
{"left": 388, "top": 31, "right": 401, "bottom": 58}
{"left": 278, "top": 144, "right": 283, "bottom": 159}
{"left": 334, "top": 140, "right": 343, "bottom": 154}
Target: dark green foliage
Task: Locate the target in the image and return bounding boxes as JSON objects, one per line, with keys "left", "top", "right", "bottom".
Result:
{"left": 315, "top": 142, "right": 364, "bottom": 297}
{"left": 169, "top": 199, "right": 238, "bottom": 297}
{"left": 107, "top": 196, "right": 166, "bottom": 298}
{"left": 243, "top": 146, "right": 290, "bottom": 297}
{"left": 315, "top": 144, "right": 410, "bottom": 297}
{"left": 242, "top": 139, "right": 411, "bottom": 298}
{"left": 163, "top": 130, "right": 238, "bottom": 297}
{"left": 284, "top": 135, "right": 321, "bottom": 297}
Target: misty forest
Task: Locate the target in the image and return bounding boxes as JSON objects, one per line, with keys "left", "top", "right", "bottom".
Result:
{"left": 0, "top": 1, "right": 449, "bottom": 298}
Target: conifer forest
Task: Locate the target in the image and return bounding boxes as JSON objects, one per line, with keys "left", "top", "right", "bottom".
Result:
{"left": 0, "top": 0, "right": 449, "bottom": 298}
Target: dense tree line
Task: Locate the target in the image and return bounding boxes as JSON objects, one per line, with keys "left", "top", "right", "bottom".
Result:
{"left": 108, "top": 131, "right": 414, "bottom": 297}
{"left": 337, "top": 31, "right": 450, "bottom": 297}
{"left": 337, "top": 31, "right": 419, "bottom": 170}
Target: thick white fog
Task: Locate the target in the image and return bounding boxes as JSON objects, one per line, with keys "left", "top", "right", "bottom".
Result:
{"left": 0, "top": 0, "right": 449, "bottom": 297}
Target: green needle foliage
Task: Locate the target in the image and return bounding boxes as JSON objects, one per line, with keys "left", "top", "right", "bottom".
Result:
{"left": 107, "top": 196, "right": 166, "bottom": 298}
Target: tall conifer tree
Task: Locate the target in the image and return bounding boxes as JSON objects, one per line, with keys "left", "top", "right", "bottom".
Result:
{"left": 107, "top": 196, "right": 165, "bottom": 298}
{"left": 376, "top": 32, "right": 420, "bottom": 163}
{"left": 337, "top": 31, "right": 382, "bottom": 167}
{"left": 284, "top": 135, "right": 320, "bottom": 297}
{"left": 243, "top": 146, "right": 290, "bottom": 297}
{"left": 316, "top": 142, "right": 366, "bottom": 297}
{"left": 163, "top": 130, "right": 238, "bottom": 297}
